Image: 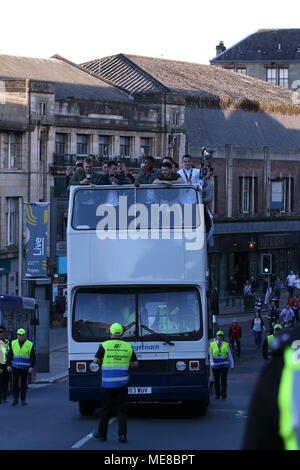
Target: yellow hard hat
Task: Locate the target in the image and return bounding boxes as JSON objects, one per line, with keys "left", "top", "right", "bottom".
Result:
{"left": 110, "top": 323, "right": 123, "bottom": 335}
{"left": 17, "top": 328, "right": 26, "bottom": 335}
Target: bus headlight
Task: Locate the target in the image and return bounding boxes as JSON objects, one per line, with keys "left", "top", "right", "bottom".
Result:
{"left": 176, "top": 361, "right": 186, "bottom": 371}
{"left": 89, "top": 362, "right": 100, "bottom": 373}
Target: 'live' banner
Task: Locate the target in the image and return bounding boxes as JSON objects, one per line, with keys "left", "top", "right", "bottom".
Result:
{"left": 24, "top": 202, "right": 49, "bottom": 278}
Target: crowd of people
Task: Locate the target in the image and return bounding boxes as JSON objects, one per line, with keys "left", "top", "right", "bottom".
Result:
{"left": 64, "top": 154, "right": 214, "bottom": 195}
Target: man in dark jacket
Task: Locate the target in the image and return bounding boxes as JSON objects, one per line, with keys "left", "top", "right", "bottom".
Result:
{"left": 70, "top": 157, "right": 99, "bottom": 186}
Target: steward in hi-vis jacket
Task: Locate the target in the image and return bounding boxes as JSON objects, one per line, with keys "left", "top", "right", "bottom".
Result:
{"left": 93, "top": 323, "right": 138, "bottom": 443}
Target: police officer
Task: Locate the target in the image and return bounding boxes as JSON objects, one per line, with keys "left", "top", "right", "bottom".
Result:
{"left": 7, "top": 328, "right": 36, "bottom": 406}
{"left": 242, "top": 325, "right": 300, "bottom": 450}
{"left": 93, "top": 323, "right": 138, "bottom": 443}
{"left": 0, "top": 325, "right": 10, "bottom": 403}
{"left": 262, "top": 323, "right": 283, "bottom": 362}
{"left": 210, "top": 330, "right": 234, "bottom": 399}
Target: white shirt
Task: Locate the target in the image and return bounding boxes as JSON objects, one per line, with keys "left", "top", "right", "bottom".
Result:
{"left": 177, "top": 168, "right": 200, "bottom": 185}
{"left": 287, "top": 274, "right": 296, "bottom": 286}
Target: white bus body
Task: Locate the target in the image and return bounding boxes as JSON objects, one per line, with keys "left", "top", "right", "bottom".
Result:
{"left": 67, "top": 185, "right": 210, "bottom": 416}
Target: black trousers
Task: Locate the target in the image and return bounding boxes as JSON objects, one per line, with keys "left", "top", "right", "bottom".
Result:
{"left": 12, "top": 368, "right": 29, "bottom": 402}
{"left": 212, "top": 367, "right": 229, "bottom": 397}
{"left": 98, "top": 387, "right": 128, "bottom": 438}
{"left": 0, "top": 365, "right": 10, "bottom": 401}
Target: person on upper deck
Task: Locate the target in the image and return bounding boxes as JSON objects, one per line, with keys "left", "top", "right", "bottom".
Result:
{"left": 177, "top": 154, "right": 200, "bottom": 185}
{"left": 153, "top": 162, "right": 183, "bottom": 186}
{"left": 70, "top": 157, "right": 99, "bottom": 186}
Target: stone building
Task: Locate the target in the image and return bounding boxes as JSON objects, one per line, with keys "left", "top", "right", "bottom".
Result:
{"left": 82, "top": 53, "right": 300, "bottom": 292}
{"left": 210, "top": 29, "right": 300, "bottom": 92}
{"left": 0, "top": 54, "right": 174, "bottom": 296}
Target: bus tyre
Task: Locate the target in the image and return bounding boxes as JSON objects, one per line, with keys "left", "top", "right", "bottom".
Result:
{"left": 182, "top": 400, "right": 208, "bottom": 416}
{"left": 79, "top": 401, "right": 96, "bottom": 416}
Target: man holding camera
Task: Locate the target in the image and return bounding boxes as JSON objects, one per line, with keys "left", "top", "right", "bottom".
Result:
{"left": 70, "top": 157, "right": 99, "bottom": 186}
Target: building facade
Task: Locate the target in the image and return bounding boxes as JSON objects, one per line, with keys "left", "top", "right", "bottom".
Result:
{"left": 210, "top": 29, "right": 300, "bottom": 92}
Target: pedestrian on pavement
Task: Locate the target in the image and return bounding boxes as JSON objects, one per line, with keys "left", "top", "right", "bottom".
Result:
{"left": 262, "top": 324, "right": 282, "bottom": 362}
{"left": 242, "top": 325, "right": 300, "bottom": 450}
{"left": 0, "top": 325, "right": 10, "bottom": 404}
{"left": 286, "top": 271, "right": 296, "bottom": 298}
{"left": 7, "top": 328, "right": 35, "bottom": 405}
{"left": 273, "top": 275, "right": 282, "bottom": 300}
{"left": 290, "top": 295, "right": 300, "bottom": 324}
{"left": 243, "top": 280, "right": 254, "bottom": 312}
{"left": 210, "top": 330, "right": 234, "bottom": 399}
{"left": 228, "top": 319, "right": 242, "bottom": 357}
{"left": 225, "top": 276, "right": 237, "bottom": 307}
{"left": 93, "top": 323, "right": 138, "bottom": 443}
{"left": 251, "top": 311, "right": 265, "bottom": 350}
{"left": 280, "top": 304, "right": 295, "bottom": 329}
{"left": 293, "top": 274, "right": 300, "bottom": 297}
{"left": 267, "top": 300, "right": 279, "bottom": 332}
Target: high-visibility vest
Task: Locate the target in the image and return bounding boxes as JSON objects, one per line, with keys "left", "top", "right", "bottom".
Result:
{"left": 101, "top": 339, "right": 133, "bottom": 388}
{"left": 278, "top": 347, "right": 300, "bottom": 450}
{"left": 210, "top": 341, "right": 230, "bottom": 368}
{"left": 11, "top": 339, "right": 33, "bottom": 370}
{"left": 0, "top": 339, "right": 9, "bottom": 365}
{"left": 158, "top": 307, "right": 179, "bottom": 332}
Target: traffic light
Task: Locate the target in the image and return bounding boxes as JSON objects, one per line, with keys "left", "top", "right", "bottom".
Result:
{"left": 261, "top": 254, "right": 272, "bottom": 275}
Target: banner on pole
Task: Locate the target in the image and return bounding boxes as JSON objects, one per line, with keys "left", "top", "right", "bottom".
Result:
{"left": 24, "top": 202, "right": 49, "bottom": 278}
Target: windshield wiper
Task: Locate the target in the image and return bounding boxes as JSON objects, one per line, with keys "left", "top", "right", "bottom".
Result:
{"left": 123, "top": 321, "right": 136, "bottom": 333}
{"left": 140, "top": 324, "right": 175, "bottom": 346}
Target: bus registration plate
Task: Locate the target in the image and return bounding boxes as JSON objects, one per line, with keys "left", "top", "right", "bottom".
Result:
{"left": 128, "top": 387, "right": 152, "bottom": 394}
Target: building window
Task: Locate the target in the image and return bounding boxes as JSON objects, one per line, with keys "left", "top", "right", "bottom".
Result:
{"left": 2, "top": 132, "right": 21, "bottom": 169}
{"left": 39, "top": 102, "right": 47, "bottom": 115}
{"left": 98, "top": 135, "right": 110, "bottom": 157}
{"left": 140, "top": 138, "right": 152, "bottom": 157}
{"left": 76, "top": 134, "right": 89, "bottom": 155}
{"left": 235, "top": 68, "right": 247, "bottom": 75}
{"left": 271, "top": 178, "right": 294, "bottom": 212}
{"left": 6, "top": 197, "right": 18, "bottom": 246}
{"left": 120, "top": 136, "right": 131, "bottom": 156}
{"left": 239, "top": 177, "right": 257, "bottom": 214}
{"left": 226, "top": 68, "right": 247, "bottom": 75}
{"left": 266, "top": 68, "right": 289, "bottom": 88}
{"left": 172, "top": 112, "right": 179, "bottom": 125}
{"left": 55, "top": 133, "right": 68, "bottom": 154}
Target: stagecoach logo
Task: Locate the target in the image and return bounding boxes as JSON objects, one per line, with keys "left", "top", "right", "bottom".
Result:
{"left": 95, "top": 196, "right": 204, "bottom": 251}
{"left": 114, "top": 344, "right": 121, "bottom": 349}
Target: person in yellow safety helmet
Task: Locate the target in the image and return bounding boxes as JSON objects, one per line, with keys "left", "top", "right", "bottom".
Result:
{"left": 243, "top": 325, "right": 300, "bottom": 450}
{"left": 262, "top": 323, "right": 283, "bottom": 362}
{"left": 93, "top": 323, "right": 138, "bottom": 443}
{"left": 210, "top": 330, "right": 234, "bottom": 399}
{"left": 7, "top": 328, "right": 36, "bottom": 406}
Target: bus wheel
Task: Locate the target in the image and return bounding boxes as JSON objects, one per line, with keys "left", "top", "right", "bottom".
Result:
{"left": 79, "top": 401, "right": 96, "bottom": 416}
{"left": 182, "top": 400, "right": 208, "bottom": 416}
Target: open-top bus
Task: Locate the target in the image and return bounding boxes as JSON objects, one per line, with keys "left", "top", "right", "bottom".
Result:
{"left": 67, "top": 184, "right": 211, "bottom": 416}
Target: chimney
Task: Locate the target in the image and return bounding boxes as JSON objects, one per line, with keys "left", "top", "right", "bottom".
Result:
{"left": 216, "top": 41, "right": 226, "bottom": 56}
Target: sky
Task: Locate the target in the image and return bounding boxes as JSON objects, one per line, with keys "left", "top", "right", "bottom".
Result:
{"left": 1, "top": 0, "right": 300, "bottom": 65}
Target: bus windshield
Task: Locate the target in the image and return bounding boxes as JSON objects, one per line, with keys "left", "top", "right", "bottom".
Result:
{"left": 71, "top": 186, "right": 199, "bottom": 230}
{"left": 72, "top": 287, "right": 202, "bottom": 342}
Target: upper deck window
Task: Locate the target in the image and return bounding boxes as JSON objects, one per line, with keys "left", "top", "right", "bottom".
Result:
{"left": 71, "top": 186, "right": 200, "bottom": 230}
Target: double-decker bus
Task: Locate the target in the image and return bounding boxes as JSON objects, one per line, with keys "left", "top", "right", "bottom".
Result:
{"left": 67, "top": 184, "right": 211, "bottom": 416}
{"left": 0, "top": 294, "right": 38, "bottom": 341}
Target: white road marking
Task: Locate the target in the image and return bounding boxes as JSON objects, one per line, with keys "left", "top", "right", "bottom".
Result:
{"left": 210, "top": 408, "right": 248, "bottom": 418}
{"left": 71, "top": 417, "right": 116, "bottom": 449}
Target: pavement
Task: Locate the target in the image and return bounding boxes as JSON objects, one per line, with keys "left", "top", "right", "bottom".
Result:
{"left": 31, "top": 289, "right": 289, "bottom": 385}
{"left": 33, "top": 325, "right": 68, "bottom": 384}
